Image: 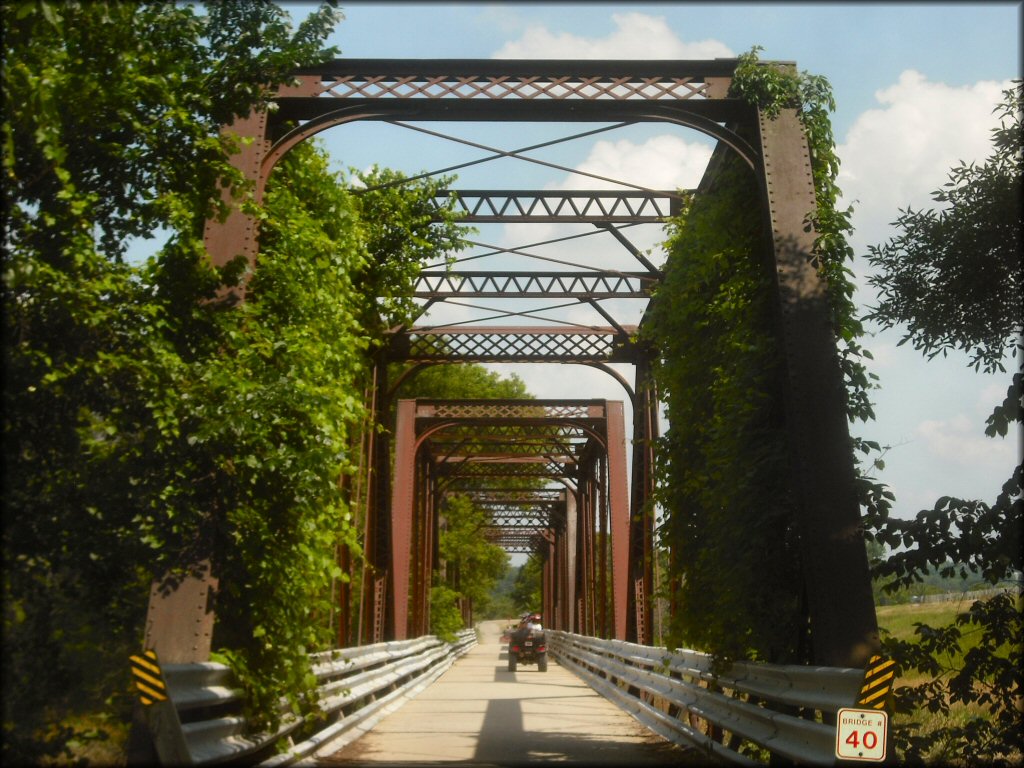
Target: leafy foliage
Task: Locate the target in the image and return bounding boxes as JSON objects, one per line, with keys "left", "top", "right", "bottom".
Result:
{"left": 645, "top": 48, "right": 876, "bottom": 664}
{"left": 510, "top": 555, "right": 544, "bottom": 614}
{"left": 431, "top": 495, "right": 509, "bottom": 639}
{"left": 2, "top": 2, "right": 340, "bottom": 760}
{"left": 863, "top": 82, "right": 1023, "bottom": 766}
{"left": 350, "top": 167, "right": 468, "bottom": 335}
{"left": 2, "top": 0, "right": 469, "bottom": 758}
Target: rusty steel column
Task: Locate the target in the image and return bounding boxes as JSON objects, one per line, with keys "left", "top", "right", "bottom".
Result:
{"left": 202, "top": 111, "right": 269, "bottom": 295}
{"left": 541, "top": 532, "right": 555, "bottom": 625}
{"left": 363, "top": 359, "right": 392, "bottom": 645}
{"left": 628, "top": 361, "right": 657, "bottom": 644}
{"left": 389, "top": 399, "right": 418, "bottom": 640}
{"left": 578, "top": 476, "right": 594, "bottom": 636}
{"left": 597, "top": 454, "right": 609, "bottom": 637}
{"left": 142, "top": 562, "right": 217, "bottom": 664}
{"left": 605, "top": 401, "right": 630, "bottom": 641}
{"left": 556, "top": 504, "right": 570, "bottom": 631}
{"left": 756, "top": 108, "right": 880, "bottom": 668}
{"left": 564, "top": 490, "right": 577, "bottom": 633}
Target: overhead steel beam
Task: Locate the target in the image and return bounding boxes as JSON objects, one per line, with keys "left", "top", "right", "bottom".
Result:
{"left": 413, "top": 271, "right": 656, "bottom": 299}
{"left": 435, "top": 190, "right": 681, "bottom": 223}
{"left": 388, "top": 325, "right": 642, "bottom": 363}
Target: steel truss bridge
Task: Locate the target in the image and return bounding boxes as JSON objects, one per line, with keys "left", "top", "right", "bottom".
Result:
{"left": 146, "top": 59, "right": 880, "bottom": 679}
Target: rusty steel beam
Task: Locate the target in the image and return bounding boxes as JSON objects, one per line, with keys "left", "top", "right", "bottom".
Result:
{"left": 414, "top": 271, "right": 656, "bottom": 299}
{"left": 287, "top": 57, "right": 738, "bottom": 98}
{"left": 434, "top": 190, "right": 681, "bottom": 223}
{"left": 755, "top": 109, "right": 880, "bottom": 668}
{"left": 389, "top": 326, "right": 642, "bottom": 363}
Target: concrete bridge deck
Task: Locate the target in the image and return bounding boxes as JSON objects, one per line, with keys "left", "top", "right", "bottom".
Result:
{"left": 319, "top": 620, "right": 703, "bottom": 766}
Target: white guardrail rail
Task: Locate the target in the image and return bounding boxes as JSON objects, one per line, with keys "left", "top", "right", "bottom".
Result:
{"left": 135, "top": 629, "right": 477, "bottom": 766}
{"left": 547, "top": 631, "right": 866, "bottom": 766}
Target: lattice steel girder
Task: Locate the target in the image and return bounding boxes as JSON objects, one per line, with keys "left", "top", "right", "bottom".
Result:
{"left": 435, "top": 455, "right": 577, "bottom": 474}
{"left": 273, "top": 59, "right": 752, "bottom": 136}
{"left": 416, "top": 400, "right": 607, "bottom": 420}
{"left": 428, "top": 437, "right": 582, "bottom": 455}
{"left": 482, "top": 520, "right": 554, "bottom": 533}
{"left": 434, "top": 190, "right": 681, "bottom": 223}
{"left": 287, "top": 58, "right": 738, "bottom": 100}
{"left": 413, "top": 271, "right": 657, "bottom": 299}
{"left": 462, "top": 488, "right": 567, "bottom": 503}
{"left": 477, "top": 501, "right": 565, "bottom": 516}
{"left": 483, "top": 531, "right": 547, "bottom": 554}
{"left": 388, "top": 326, "right": 643, "bottom": 363}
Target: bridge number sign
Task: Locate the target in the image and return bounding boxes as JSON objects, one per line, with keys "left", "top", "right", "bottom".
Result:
{"left": 835, "top": 707, "right": 888, "bottom": 761}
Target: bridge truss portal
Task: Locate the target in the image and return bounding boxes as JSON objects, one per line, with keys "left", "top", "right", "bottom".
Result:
{"left": 147, "top": 58, "right": 880, "bottom": 671}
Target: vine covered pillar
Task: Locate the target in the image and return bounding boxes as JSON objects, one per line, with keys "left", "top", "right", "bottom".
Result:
{"left": 756, "top": 108, "right": 880, "bottom": 668}
{"left": 361, "top": 357, "right": 391, "bottom": 645}
{"left": 203, "top": 110, "right": 269, "bottom": 295}
{"left": 140, "top": 111, "right": 270, "bottom": 664}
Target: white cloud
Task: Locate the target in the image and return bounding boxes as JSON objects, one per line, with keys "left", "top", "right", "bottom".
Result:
{"left": 496, "top": 133, "right": 710, "bottom": 263}
{"left": 917, "top": 414, "right": 996, "bottom": 462}
{"left": 839, "top": 70, "right": 1012, "bottom": 252}
{"left": 552, "top": 134, "right": 713, "bottom": 192}
{"left": 492, "top": 12, "right": 733, "bottom": 60}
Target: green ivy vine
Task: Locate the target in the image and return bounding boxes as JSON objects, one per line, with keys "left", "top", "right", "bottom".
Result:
{"left": 646, "top": 47, "right": 884, "bottom": 664}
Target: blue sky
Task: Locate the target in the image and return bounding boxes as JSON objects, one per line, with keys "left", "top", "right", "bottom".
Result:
{"left": 286, "top": 1, "right": 1021, "bottom": 524}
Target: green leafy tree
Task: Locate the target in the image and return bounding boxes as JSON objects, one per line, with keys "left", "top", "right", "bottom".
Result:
{"left": 350, "top": 167, "right": 468, "bottom": 336}
{"left": 864, "top": 81, "right": 1023, "bottom": 766}
{"left": 431, "top": 494, "right": 509, "bottom": 639}
{"left": 393, "top": 359, "right": 531, "bottom": 400}
{"left": 510, "top": 556, "right": 544, "bottom": 614}
{"left": 2, "top": 2, "right": 343, "bottom": 761}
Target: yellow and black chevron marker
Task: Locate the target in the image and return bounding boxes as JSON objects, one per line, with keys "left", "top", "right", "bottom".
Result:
{"left": 858, "top": 654, "right": 897, "bottom": 710}
{"left": 130, "top": 649, "right": 169, "bottom": 706}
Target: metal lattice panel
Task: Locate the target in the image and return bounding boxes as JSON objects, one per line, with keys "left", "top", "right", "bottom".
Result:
{"left": 437, "top": 190, "right": 680, "bottom": 223}
{"left": 418, "top": 401, "right": 604, "bottom": 420}
{"left": 467, "top": 489, "right": 567, "bottom": 503}
{"left": 414, "top": 271, "right": 655, "bottom": 299}
{"left": 301, "top": 71, "right": 712, "bottom": 102}
{"left": 390, "top": 326, "right": 640, "bottom": 363}
{"left": 437, "top": 457, "right": 576, "bottom": 481}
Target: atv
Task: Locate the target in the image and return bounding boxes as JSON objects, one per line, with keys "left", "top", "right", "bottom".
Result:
{"left": 508, "top": 620, "right": 547, "bottom": 672}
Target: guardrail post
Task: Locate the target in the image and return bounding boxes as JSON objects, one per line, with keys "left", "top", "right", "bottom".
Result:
{"left": 127, "top": 650, "right": 192, "bottom": 766}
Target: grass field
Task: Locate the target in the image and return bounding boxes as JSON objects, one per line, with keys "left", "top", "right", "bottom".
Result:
{"left": 875, "top": 596, "right": 1022, "bottom": 765}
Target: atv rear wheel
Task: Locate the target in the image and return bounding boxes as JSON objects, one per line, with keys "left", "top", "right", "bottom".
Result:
{"left": 537, "top": 653, "right": 548, "bottom": 672}
{"left": 508, "top": 652, "right": 517, "bottom": 672}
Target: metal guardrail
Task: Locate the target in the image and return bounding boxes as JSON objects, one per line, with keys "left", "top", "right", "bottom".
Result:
{"left": 547, "top": 631, "right": 864, "bottom": 766}
{"left": 143, "top": 629, "right": 477, "bottom": 766}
